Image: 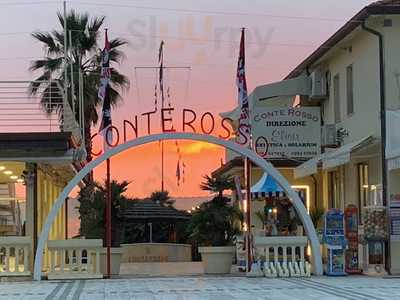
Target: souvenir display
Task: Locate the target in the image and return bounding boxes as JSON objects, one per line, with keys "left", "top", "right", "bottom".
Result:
{"left": 363, "top": 206, "right": 388, "bottom": 240}
{"left": 344, "top": 206, "right": 361, "bottom": 274}
{"left": 323, "top": 209, "right": 348, "bottom": 276}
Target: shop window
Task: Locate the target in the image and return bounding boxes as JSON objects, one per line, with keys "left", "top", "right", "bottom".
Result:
{"left": 346, "top": 65, "right": 354, "bottom": 116}
{"left": 328, "top": 171, "right": 341, "bottom": 209}
{"left": 333, "top": 74, "right": 341, "bottom": 123}
{"left": 358, "top": 163, "right": 369, "bottom": 223}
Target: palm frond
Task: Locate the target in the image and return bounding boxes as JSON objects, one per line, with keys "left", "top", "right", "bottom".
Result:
{"left": 31, "top": 32, "right": 61, "bottom": 55}
{"left": 28, "top": 72, "right": 51, "bottom": 95}
{"left": 29, "top": 57, "right": 63, "bottom": 73}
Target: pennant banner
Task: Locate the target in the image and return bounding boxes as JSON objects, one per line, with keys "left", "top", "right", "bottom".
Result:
{"left": 98, "top": 30, "right": 112, "bottom": 151}
{"left": 236, "top": 28, "right": 251, "bottom": 148}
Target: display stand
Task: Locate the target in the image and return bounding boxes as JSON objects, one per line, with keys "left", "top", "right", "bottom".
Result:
{"left": 362, "top": 206, "right": 388, "bottom": 276}
{"left": 323, "top": 209, "right": 347, "bottom": 276}
{"left": 344, "top": 206, "right": 361, "bottom": 274}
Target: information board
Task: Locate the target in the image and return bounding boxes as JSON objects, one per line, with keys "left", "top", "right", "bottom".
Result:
{"left": 252, "top": 107, "right": 321, "bottom": 159}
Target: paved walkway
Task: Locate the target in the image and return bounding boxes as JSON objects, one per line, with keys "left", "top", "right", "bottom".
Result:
{"left": 0, "top": 276, "right": 399, "bottom": 299}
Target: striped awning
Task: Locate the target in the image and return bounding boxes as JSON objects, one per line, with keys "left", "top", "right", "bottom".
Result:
{"left": 250, "top": 173, "right": 306, "bottom": 200}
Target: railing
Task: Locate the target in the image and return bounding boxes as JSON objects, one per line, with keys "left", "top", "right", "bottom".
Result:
{"left": 0, "top": 197, "right": 23, "bottom": 236}
{"left": 0, "top": 236, "right": 31, "bottom": 276}
{"left": 0, "top": 81, "right": 63, "bottom": 133}
{"left": 47, "top": 239, "right": 103, "bottom": 280}
{"left": 249, "top": 236, "right": 311, "bottom": 278}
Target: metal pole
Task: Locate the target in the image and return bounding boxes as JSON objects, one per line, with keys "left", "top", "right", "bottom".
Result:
{"left": 245, "top": 157, "right": 252, "bottom": 271}
{"left": 78, "top": 58, "right": 85, "bottom": 145}
{"left": 160, "top": 43, "right": 165, "bottom": 192}
{"left": 106, "top": 158, "right": 111, "bottom": 278}
{"left": 69, "top": 30, "right": 75, "bottom": 115}
{"left": 161, "top": 141, "right": 164, "bottom": 191}
{"left": 63, "top": 1, "right": 68, "bottom": 121}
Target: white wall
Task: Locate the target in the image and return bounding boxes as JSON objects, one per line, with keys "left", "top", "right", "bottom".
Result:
{"left": 321, "top": 25, "right": 380, "bottom": 143}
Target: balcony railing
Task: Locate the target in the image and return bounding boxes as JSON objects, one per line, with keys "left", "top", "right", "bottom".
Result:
{"left": 47, "top": 239, "right": 103, "bottom": 280}
{"left": 0, "top": 81, "right": 64, "bottom": 133}
{"left": 252, "top": 236, "right": 311, "bottom": 277}
{"left": 0, "top": 236, "right": 31, "bottom": 276}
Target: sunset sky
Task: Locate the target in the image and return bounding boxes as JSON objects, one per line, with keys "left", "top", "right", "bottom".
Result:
{"left": 0, "top": 0, "right": 376, "bottom": 200}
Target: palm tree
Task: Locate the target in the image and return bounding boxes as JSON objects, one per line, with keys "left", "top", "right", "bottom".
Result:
{"left": 77, "top": 180, "right": 130, "bottom": 247}
{"left": 29, "top": 10, "right": 129, "bottom": 162}
{"left": 200, "top": 174, "right": 235, "bottom": 199}
{"left": 150, "top": 190, "right": 175, "bottom": 207}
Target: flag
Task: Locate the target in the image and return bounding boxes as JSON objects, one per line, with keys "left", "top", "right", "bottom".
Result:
{"left": 236, "top": 28, "right": 251, "bottom": 148}
{"left": 158, "top": 40, "right": 165, "bottom": 108}
{"left": 176, "top": 141, "right": 181, "bottom": 186}
{"left": 176, "top": 160, "right": 181, "bottom": 186}
{"left": 98, "top": 30, "right": 111, "bottom": 103}
{"left": 99, "top": 30, "right": 112, "bottom": 150}
{"left": 182, "top": 162, "right": 186, "bottom": 184}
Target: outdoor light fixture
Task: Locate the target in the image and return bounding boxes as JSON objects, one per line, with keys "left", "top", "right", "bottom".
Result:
{"left": 10, "top": 175, "right": 18, "bottom": 180}
{"left": 0, "top": 166, "right": 5, "bottom": 171}
{"left": 16, "top": 179, "right": 24, "bottom": 183}
{"left": 3, "top": 170, "right": 12, "bottom": 175}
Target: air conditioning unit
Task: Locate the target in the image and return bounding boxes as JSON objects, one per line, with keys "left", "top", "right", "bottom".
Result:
{"left": 321, "top": 124, "right": 337, "bottom": 147}
{"left": 310, "top": 69, "right": 327, "bottom": 99}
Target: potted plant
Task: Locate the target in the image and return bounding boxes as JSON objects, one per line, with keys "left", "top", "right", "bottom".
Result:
{"left": 78, "top": 180, "right": 129, "bottom": 276}
{"left": 310, "top": 207, "right": 325, "bottom": 241}
{"left": 187, "top": 175, "right": 242, "bottom": 274}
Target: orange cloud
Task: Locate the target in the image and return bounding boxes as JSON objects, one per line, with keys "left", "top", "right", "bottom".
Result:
{"left": 180, "top": 141, "right": 221, "bottom": 155}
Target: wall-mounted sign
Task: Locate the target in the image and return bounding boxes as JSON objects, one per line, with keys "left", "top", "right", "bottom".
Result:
{"left": 252, "top": 107, "right": 321, "bottom": 159}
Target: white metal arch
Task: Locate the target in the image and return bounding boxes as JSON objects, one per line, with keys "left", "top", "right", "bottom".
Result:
{"left": 33, "top": 132, "right": 322, "bottom": 280}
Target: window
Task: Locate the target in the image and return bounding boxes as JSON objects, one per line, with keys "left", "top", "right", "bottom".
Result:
{"left": 346, "top": 65, "right": 354, "bottom": 115}
{"left": 333, "top": 74, "right": 341, "bottom": 123}
{"left": 358, "top": 163, "right": 369, "bottom": 222}
{"left": 328, "top": 171, "right": 341, "bottom": 209}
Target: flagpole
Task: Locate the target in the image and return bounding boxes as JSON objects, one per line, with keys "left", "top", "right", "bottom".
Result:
{"left": 106, "top": 157, "right": 111, "bottom": 278}
{"left": 237, "top": 27, "right": 252, "bottom": 272}
{"left": 160, "top": 41, "right": 165, "bottom": 192}
{"left": 245, "top": 156, "right": 252, "bottom": 271}
{"left": 104, "top": 28, "right": 112, "bottom": 279}
{"left": 98, "top": 27, "right": 112, "bottom": 279}
{"left": 161, "top": 141, "right": 165, "bottom": 191}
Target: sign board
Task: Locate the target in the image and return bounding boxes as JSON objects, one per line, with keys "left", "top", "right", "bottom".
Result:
{"left": 252, "top": 107, "right": 321, "bottom": 159}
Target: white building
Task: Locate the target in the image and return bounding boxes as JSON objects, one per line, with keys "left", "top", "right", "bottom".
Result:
{"left": 217, "top": 0, "right": 400, "bottom": 275}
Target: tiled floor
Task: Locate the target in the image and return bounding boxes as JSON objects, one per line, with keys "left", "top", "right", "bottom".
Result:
{"left": 0, "top": 276, "right": 399, "bottom": 299}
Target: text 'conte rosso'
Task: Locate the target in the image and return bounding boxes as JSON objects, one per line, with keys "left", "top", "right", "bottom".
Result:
{"left": 90, "top": 108, "right": 234, "bottom": 156}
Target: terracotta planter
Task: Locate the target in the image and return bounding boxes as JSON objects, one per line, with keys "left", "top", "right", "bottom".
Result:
{"left": 99, "top": 247, "right": 123, "bottom": 276}
{"left": 198, "top": 246, "right": 234, "bottom": 274}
